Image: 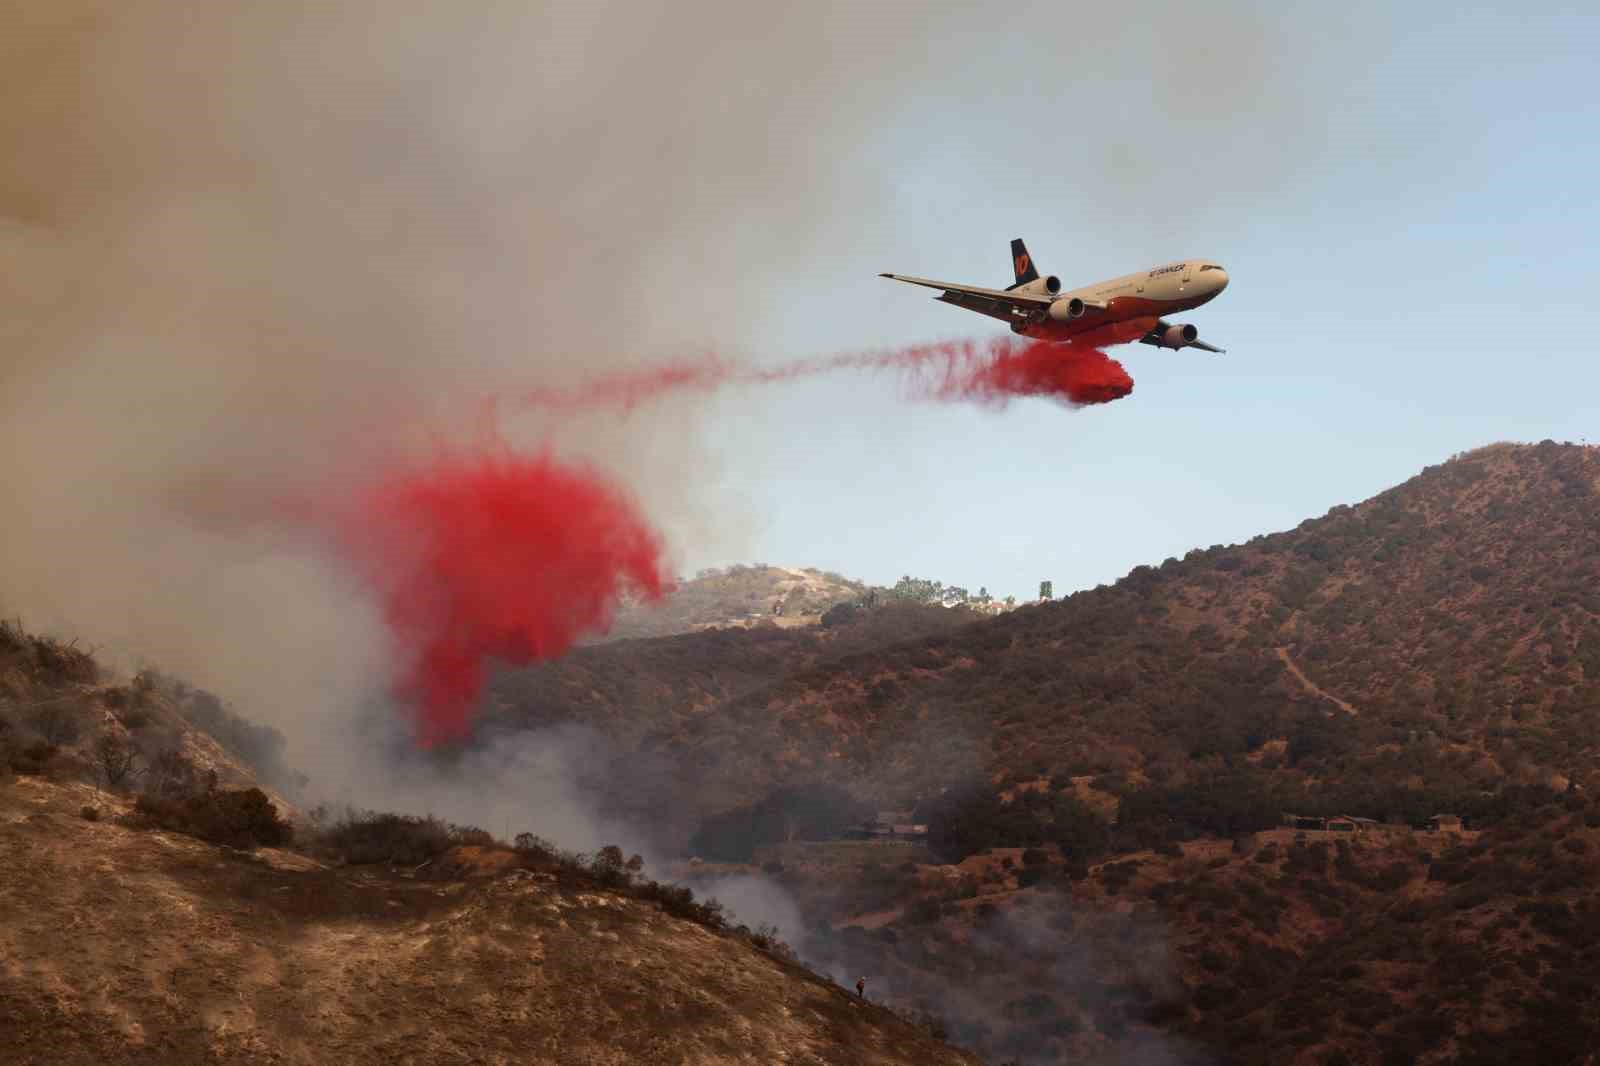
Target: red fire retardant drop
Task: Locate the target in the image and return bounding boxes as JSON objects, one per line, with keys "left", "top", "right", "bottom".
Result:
{"left": 335, "top": 326, "right": 1150, "bottom": 743}
{"left": 522, "top": 327, "right": 1148, "bottom": 416}
{"left": 341, "top": 452, "right": 667, "bottom": 746}
{"left": 934, "top": 339, "right": 1133, "bottom": 406}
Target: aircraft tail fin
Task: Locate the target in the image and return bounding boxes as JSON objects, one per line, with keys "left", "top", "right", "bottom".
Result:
{"left": 1009, "top": 238, "right": 1039, "bottom": 289}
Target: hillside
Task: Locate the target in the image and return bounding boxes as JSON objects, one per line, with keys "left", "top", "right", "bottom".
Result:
{"left": 762, "top": 799, "right": 1600, "bottom": 1066}
{"left": 0, "top": 622, "right": 979, "bottom": 1066}
{"left": 481, "top": 442, "right": 1600, "bottom": 1062}
{"left": 496, "top": 601, "right": 976, "bottom": 745}
{"left": 492, "top": 442, "right": 1600, "bottom": 820}
{"left": 0, "top": 776, "right": 977, "bottom": 1066}
{"left": 11, "top": 442, "right": 1600, "bottom": 1064}
{"left": 605, "top": 565, "right": 871, "bottom": 640}
{"left": 0, "top": 621, "right": 298, "bottom": 810}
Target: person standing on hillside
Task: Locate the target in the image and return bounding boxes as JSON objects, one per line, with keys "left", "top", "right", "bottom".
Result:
{"left": 855, "top": 976, "right": 866, "bottom": 1000}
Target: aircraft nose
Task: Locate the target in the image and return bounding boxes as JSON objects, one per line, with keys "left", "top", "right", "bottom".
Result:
{"left": 1212, "top": 268, "right": 1229, "bottom": 292}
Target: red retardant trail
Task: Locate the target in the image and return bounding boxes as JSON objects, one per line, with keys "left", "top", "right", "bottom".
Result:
{"left": 327, "top": 326, "right": 1143, "bottom": 744}
{"left": 522, "top": 322, "right": 1148, "bottom": 416}
{"left": 337, "top": 452, "right": 667, "bottom": 746}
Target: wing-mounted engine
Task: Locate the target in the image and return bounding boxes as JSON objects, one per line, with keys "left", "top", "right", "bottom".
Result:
{"left": 1047, "top": 295, "right": 1099, "bottom": 322}
{"left": 1004, "top": 276, "right": 1063, "bottom": 332}
{"left": 1139, "top": 321, "right": 1225, "bottom": 353}
{"left": 1010, "top": 274, "right": 1061, "bottom": 298}
{"left": 1156, "top": 323, "right": 1198, "bottom": 348}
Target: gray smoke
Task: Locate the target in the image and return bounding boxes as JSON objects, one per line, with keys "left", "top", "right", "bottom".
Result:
{"left": 1, "top": 0, "right": 1365, "bottom": 770}
{"left": 810, "top": 888, "right": 1214, "bottom": 1065}
{"left": 0, "top": 2, "right": 941, "bottom": 770}
{"left": 2, "top": 9, "right": 1362, "bottom": 1058}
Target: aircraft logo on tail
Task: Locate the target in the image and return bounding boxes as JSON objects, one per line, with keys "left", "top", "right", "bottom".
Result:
{"left": 1009, "top": 238, "right": 1040, "bottom": 287}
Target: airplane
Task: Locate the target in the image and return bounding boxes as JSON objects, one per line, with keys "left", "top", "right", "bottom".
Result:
{"left": 880, "top": 238, "right": 1228, "bottom": 353}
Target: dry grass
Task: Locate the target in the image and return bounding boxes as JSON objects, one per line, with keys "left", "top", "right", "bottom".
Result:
{"left": 0, "top": 775, "right": 979, "bottom": 1066}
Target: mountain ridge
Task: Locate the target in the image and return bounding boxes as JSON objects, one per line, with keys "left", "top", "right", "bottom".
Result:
{"left": 491, "top": 441, "right": 1600, "bottom": 827}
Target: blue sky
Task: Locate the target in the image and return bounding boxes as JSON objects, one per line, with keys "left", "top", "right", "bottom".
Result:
{"left": 687, "top": 3, "right": 1600, "bottom": 600}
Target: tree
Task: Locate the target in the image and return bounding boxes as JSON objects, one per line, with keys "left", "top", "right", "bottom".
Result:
{"left": 31, "top": 700, "right": 83, "bottom": 746}
{"left": 1039, "top": 580, "right": 1054, "bottom": 601}
{"left": 1052, "top": 793, "right": 1111, "bottom": 859}
{"left": 888, "top": 575, "right": 944, "bottom": 604}
{"left": 917, "top": 778, "right": 1045, "bottom": 863}
{"left": 144, "top": 746, "right": 194, "bottom": 797}
{"left": 591, "top": 844, "right": 632, "bottom": 886}
{"left": 92, "top": 732, "right": 141, "bottom": 791}
{"left": 690, "top": 782, "right": 872, "bottom": 861}
{"left": 821, "top": 602, "right": 859, "bottom": 628}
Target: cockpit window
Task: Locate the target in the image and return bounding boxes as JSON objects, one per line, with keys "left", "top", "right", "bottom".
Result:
{"left": 1199, "top": 264, "right": 1224, "bottom": 272}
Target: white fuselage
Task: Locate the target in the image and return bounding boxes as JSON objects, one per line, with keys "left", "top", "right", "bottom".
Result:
{"left": 1022, "top": 259, "right": 1229, "bottom": 342}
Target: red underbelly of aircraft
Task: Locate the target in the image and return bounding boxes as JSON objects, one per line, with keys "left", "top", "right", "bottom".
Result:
{"left": 1020, "top": 293, "right": 1208, "bottom": 344}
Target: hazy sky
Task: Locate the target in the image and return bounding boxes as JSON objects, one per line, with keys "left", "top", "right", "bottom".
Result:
{"left": 684, "top": 3, "right": 1599, "bottom": 599}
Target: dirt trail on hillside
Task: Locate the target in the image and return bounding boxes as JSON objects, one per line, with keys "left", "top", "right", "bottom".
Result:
{"left": 1275, "top": 646, "right": 1360, "bottom": 716}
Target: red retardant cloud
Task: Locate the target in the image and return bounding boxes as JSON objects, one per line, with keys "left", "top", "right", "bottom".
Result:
{"left": 338, "top": 451, "right": 667, "bottom": 746}
{"left": 934, "top": 338, "right": 1133, "bottom": 406}
{"left": 522, "top": 328, "right": 1147, "bottom": 416}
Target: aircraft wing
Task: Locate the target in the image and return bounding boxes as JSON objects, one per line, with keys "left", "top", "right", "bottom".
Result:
{"left": 1140, "top": 318, "right": 1226, "bottom": 353}
{"left": 879, "top": 273, "right": 1053, "bottom": 325}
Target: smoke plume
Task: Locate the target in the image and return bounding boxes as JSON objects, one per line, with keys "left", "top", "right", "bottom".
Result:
{"left": 0, "top": 6, "right": 1369, "bottom": 1061}
{"left": 1, "top": 1, "right": 1352, "bottom": 775}
{"left": 0, "top": 2, "right": 943, "bottom": 774}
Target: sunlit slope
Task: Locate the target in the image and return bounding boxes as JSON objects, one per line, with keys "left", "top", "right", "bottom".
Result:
{"left": 605, "top": 565, "right": 871, "bottom": 641}
{"left": 0, "top": 777, "right": 977, "bottom": 1066}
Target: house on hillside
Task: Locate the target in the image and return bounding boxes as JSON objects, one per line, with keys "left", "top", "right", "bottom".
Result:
{"left": 1283, "top": 813, "right": 1381, "bottom": 834}
{"left": 844, "top": 810, "right": 928, "bottom": 843}
{"left": 1282, "top": 813, "right": 1327, "bottom": 831}
{"left": 1429, "top": 814, "right": 1463, "bottom": 833}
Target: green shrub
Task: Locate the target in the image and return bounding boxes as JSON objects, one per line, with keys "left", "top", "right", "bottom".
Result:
{"left": 451, "top": 825, "right": 495, "bottom": 847}
{"left": 134, "top": 787, "right": 292, "bottom": 848}
{"left": 513, "top": 832, "right": 557, "bottom": 861}
{"left": 318, "top": 811, "right": 452, "bottom": 865}
{"left": 634, "top": 878, "right": 727, "bottom": 930}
